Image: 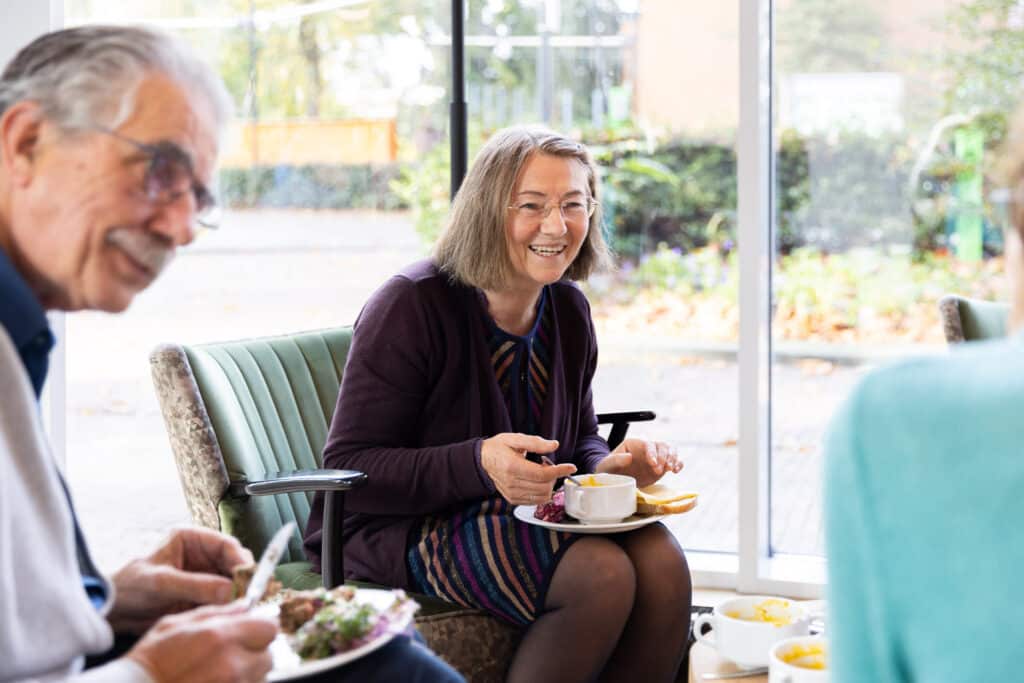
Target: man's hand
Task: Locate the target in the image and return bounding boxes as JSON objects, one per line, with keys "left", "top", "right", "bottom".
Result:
{"left": 126, "top": 602, "right": 277, "bottom": 683}
{"left": 109, "top": 527, "right": 254, "bottom": 634}
{"left": 480, "top": 433, "right": 577, "bottom": 505}
{"left": 595, "top": 438, "right": 683, "bottom": 488}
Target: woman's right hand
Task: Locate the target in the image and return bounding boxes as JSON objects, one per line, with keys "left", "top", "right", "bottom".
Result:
{"left": 480, "top": 433, "right": 577, "bottom": 505}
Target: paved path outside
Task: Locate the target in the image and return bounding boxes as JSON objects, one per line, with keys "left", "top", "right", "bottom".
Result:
{"left": 66, "top": 209, "right": 881, "bottom": 571}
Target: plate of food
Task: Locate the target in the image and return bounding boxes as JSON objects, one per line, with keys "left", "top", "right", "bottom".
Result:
{"left": 514, "top": 481, "right": 698, "bottom": 534}
{"left": 259, "top": 585, "right": 418, "bottom": 681}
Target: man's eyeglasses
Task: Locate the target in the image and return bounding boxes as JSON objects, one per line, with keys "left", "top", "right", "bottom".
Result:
{"left": 96, "top": 127, "right": 220, "bottom": 229}
{"left": 507, "top": 197, "right": 598, "bottom": 223}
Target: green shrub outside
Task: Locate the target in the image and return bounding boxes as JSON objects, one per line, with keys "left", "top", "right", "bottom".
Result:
{"left": 389, "top": 127, "right": 967, "bottom": 262}
{"left": 630, "top": 243, "right": 739, "bottom": 300}
{"left": 591, "top": 132, "right": 812, "bottom": 259}
{"left": 616, "top": 241, "right": 1005, "bottom": 343}
{"left": 228, "top": 122, "right": 1009, "bottom": 270}
{"left": 389, "top": 139, "right": 454, "bottom": 245}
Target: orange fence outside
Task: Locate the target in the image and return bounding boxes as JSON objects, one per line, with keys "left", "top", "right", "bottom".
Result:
{"left": 221, "top": 119, "right": 398, "bottom": 168}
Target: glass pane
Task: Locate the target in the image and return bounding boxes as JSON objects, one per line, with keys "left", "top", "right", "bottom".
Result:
{"left": 63, "top": 0, "right": 448, "bottom": 568}
{"left": 771, "top": 0, "right": 1011, "bottom": 556}
{"left": 466, "top": 1, "right": 739, "bottom": 553}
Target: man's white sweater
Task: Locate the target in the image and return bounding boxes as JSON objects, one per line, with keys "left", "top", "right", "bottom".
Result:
{"left": 0, "top": 329, "right": 148, "bottom": 682}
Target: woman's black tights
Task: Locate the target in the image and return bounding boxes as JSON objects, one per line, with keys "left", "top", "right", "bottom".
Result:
{"left": 506, "top": 524, "right": 691, "bottom": 683}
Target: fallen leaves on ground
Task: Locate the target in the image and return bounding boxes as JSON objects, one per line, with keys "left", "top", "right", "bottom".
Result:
{"left": 588, "top": 250, "right": 1007, "bottom": 347}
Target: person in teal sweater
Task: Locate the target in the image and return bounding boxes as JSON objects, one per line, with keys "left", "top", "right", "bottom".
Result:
{"left": 824, "top": 108, "right": 1024, "bottom": 682}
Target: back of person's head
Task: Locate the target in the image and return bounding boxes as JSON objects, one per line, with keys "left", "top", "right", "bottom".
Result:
{"left": 434, "top": 124, "right": 613, "bottom": 290}
{"left": 995, "top": 106, "right": 1024, "bottom": 233}
{"left": 0, "top": 25, "right": 232, "bottom": 139}
{"left": 993, "top": 105, "right": 1024, "bottom": 328}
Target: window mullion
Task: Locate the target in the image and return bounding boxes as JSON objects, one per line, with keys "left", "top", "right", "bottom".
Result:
{"left": 737, "top": 0, "right": 772, "bottom": 592}
{"left": 7, "top": 3, "right": 66, "bottom": 465}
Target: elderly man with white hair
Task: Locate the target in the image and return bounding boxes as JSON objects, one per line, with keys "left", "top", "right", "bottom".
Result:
{"left": 0, "top": 25, "right": 461, "bottom": 683}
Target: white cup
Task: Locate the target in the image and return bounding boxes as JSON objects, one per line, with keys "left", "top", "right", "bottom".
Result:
{"left": 692, "top": 596, "right": 812, "bottom": 669}
{"left": 563, "top": 473, "right": 636, "bottom": 524}
{"left": 769, "top": 636, "right": 829, "bottom": 682}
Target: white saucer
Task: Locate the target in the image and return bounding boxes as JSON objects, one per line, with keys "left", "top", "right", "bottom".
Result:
{"left": 513, "top": 504, "right": 667, "bottom": 534}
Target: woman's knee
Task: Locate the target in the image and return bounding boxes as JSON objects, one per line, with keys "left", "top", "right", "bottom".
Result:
{"left": 628, "top": 526, "right": 692, "bottom": 609}
{"left": 586, "top": 542, "right": 637, "bottom": 600}
{"left": 550, "top": 538, "right": 636, "bottom": 611}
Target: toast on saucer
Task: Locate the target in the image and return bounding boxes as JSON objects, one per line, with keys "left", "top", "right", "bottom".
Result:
{"left": 636, "top": 484, "right": 698, "bottom": 515}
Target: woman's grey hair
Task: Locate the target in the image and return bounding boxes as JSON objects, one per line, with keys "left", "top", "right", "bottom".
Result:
{"left": 434, "top": 125, "right": 613, "bottom": 290}
{"left": 0, "top": 25, "right": 232, "bottom": 136}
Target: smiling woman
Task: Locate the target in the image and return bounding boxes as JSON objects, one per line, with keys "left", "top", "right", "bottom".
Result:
{"left": 433, "top": 126, "right": 612, "bottom": 292}
{"left": 499, "top": 154, "right": 595, "bottom": 331}
{"left": 303, "top": 125, "right": 692, "bottom": 683}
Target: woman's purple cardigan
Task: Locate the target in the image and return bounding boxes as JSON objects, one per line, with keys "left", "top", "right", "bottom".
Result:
{"left": 303, "top": 259, "right": 610, "bottom": 588}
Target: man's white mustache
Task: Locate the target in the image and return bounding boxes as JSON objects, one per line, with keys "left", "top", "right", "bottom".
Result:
{"left": 106, "top": 227, "right": 174, "bottom": 277}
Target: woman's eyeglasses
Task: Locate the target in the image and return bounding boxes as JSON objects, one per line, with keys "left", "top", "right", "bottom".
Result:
{"left": 507, "top": 198, "right": 598, "bottom": 223}
{"left": 95, "top": 127, "right": 221, "bottom": 229}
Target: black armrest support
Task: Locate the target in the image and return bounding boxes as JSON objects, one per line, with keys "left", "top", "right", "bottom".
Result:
{"left": 596, "top": 410, "right": 656, "bottom": 450}
{"left": 227, "top": 468, "right": 367, "bottom": 590}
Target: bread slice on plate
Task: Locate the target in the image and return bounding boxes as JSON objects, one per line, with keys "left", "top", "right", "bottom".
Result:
{"left": 636, "top": 484, "right": 699, "bottom": 515}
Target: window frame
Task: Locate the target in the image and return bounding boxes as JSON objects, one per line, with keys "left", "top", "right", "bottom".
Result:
{"left": 5, "top": 3, "right": 66, "bottom": 465}
{"left": 732, "top": 0, "right": 824, "bottom": 598}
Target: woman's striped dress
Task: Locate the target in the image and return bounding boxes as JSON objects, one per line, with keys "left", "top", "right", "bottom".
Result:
{"left": 406, "top": 287, "right": 579, "bottom": 625}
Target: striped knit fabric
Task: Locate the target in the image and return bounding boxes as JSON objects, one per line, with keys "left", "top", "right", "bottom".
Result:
{"left": 406, "top": 287, "right": 578, "bottom": 625}
{"left": 406, "top": 497, "right": 574, "bottom": 625}
{"left": 489, "top": 288, "right": 553, "bottom": 436}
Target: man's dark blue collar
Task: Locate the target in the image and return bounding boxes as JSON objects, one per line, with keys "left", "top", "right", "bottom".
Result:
{"left": 0, "top": 246, "right": 54, "bottom": 397}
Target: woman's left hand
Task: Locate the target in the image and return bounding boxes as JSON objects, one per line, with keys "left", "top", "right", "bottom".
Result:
{"left": 595, "top": 438, "right": 683, "bottom": 488}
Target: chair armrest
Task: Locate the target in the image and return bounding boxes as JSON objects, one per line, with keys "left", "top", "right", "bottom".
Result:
{"left": 596, "top": 411, "right": 656, "bottom": 425}
{"left": 226, "top": 468, "right": 366, "bottom": 590}
{"left": 596, "top": 410, "right": 656, "bottom": 450}
{"left": 228, "top": 468, "right": 367, "bottom": 498}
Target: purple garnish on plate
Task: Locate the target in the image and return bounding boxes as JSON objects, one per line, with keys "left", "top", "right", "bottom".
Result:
{"left": 534, "top": 490, "right": 566, "bottom": 523}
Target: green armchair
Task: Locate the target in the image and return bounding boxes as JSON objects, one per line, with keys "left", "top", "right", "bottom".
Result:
{"left": 938, "top": 295, "right": 1009, "bottom": 344}
{"left": 149, "top": 325, "right": 652, "bottom": 680}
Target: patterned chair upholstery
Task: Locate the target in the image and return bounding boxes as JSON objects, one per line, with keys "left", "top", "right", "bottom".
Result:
{"left": 149, "top": 327, "right": 522, "bottom": 681}
{"left": 938, "top": 294, "right": 1009, "bottom": 344}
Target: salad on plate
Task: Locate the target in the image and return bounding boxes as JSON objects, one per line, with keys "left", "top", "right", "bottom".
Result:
{"left": 276, "top": 586, "right": 418, "bottom": 660}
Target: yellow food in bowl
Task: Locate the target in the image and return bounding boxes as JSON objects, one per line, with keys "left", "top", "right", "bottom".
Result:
{"left": 725, "top": 598, "right": 795, "bottom": 627}
{"left": 579, "top": 475, "right": 604, "bottom": 487}
{"left": 779, "top": 642, "right": 827, "bottom": 670}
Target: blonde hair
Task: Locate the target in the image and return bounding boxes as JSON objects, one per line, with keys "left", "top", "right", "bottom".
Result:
{"left": 995, "top": 106, "right": 1024, "bottom": 235}
{"left": 434, "top": 125, "right": 613, "bottom": 290}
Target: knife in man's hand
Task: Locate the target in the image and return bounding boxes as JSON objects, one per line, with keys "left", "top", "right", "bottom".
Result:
{"left": 243, "top": 521, "right": 295, "bottom": 608}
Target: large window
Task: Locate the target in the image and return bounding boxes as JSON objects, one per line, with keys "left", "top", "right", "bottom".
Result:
{"left": 768, "top": 0, "right": 1013, "bottom": 571}
{"left": 48, "top": 0, "right": 1015, "bottom": 592}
